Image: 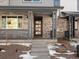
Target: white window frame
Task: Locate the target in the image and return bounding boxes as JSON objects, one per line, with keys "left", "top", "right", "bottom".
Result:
{"left": 23, "top": 0, "right": 41, "bottom": 2}
{"left": 1, "top": 16, "right": 23, "bottom": 29}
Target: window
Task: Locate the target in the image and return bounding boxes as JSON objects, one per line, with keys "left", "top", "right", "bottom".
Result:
{"left": 23, "top": 0, "right": 41, "bottom": 2}
{"left": 1, "top": 16, "right": 22, "bottom": 29}
{"left": 75, "top": 20, "right": 78, "bottom": 30}
{"left": 54, "top": 0, "right": 60, "bottom": 6}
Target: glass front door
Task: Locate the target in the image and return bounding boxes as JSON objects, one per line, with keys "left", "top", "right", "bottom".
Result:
{"left": 34, "top": 16, "right": 42, "bottom": 38}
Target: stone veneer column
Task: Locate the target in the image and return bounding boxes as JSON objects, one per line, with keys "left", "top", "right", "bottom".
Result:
{"left": 52, "top": 10, "right": 57, "bottom": 39}
{"left": 28, "top": 11, "right": 33, "bottom": 39}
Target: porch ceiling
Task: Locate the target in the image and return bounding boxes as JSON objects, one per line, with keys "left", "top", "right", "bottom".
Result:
{"left": 0, "top": 6, "right": 63, "bottom": 14}
{"left": 61, "top": 11, "right": 79, "bottom": 16}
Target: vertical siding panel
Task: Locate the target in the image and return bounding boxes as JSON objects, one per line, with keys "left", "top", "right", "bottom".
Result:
{"left": 9, "top": 0, "right": 54, "bottom": 6}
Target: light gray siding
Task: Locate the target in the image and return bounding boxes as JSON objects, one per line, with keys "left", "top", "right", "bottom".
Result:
{"left": 0, "top": 0, "right": 60, "bottom": 7}
{"left": 9, "top": 0, "right": 53, "bottom": 6}
{"left": 77, "top": 0, "right": 79, "bottom": 11}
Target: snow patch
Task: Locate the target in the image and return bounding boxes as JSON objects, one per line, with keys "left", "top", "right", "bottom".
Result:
{"left": 19, "top": 51, "right": 37, "bottom": 59}
{"left": 49, "top": 50, "right": 61, "bottom": 56}
{"left": 48, "top": 45, "right": 59, "bottom": 50}
{"left": 56, "top": 57, "right": 66, "bottom": 59}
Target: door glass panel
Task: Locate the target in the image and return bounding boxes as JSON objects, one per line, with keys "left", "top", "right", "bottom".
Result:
{"left": 35, "top": 21, "right": 41, "bottom": 24}
{"left": 35, "top": 20, "right": 41, "bottom": 35}
{"left": 35, "top": 25, "right": 41, "bottom": 27}
{"left": 34, "top": 16, "right": 42, "bottom": 37}
{"left": 36, "top": 32, "right": 41, "bottom": 34}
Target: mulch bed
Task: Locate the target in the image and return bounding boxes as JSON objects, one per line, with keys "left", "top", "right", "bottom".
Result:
{"left": 51, "top": 37, "right": 79, "bottom": 59}
{"left": 0, "top": 44, "right": 32, "bottom": 59}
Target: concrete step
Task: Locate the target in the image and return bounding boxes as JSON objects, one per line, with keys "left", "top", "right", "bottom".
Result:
{"left": 33, "top": 55, "right": 50, "bottom": 59}
{"left": 32, "top": 50, "right": 48, "bottom": 52}
{"left": 32, "top": 48, "right": 48, "bottom": 51}
{"left": 31, "top": 40, "right": 51, "bottom": 59}
{"left": 32, "top": 52, "right": 49, "bottom": 56}
{"left": 32, "top": 43, "right": 46, "bottom": 46}
{"left": 32, "top": 43, "right": 47, "bottom": 45}
{"left": 32, "top": 45, "right": 47, "bottom": 48}
{"left": 32, "top": 47, "right": 46, "bottom": 48}
{"left": 32, "top": 50, "right": 49, "bottom": 52}
{"left": 32, "top": 46, "right": 46, "bottom": 48}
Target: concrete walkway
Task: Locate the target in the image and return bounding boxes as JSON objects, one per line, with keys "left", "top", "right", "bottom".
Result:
{"left": 31, "top": 40, "right": 53, "bottom": 59}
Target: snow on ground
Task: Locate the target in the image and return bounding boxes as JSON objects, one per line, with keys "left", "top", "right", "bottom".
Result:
{"left": 56, "top": 57, "right": 66, "bottom": 59}
{"left": 70, "top": 42, "right": 79, "bottom": 48}
{"left": 49, "top": 50, "right": 61, "bottom": 56}
{"left": 48, "top": 43, "right": 76, "bottom": 59}
{"left": 19, "top": 51, "right": 38, "bottom": 59}
{"left": 47, "top": 44, "right": 59, "bottom": 50}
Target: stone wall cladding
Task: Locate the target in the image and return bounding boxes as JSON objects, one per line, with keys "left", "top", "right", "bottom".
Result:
{"left": 57, "top": 17, "right": 67, "bottom": 38}
{"left": 57, "top": 17, "right": 79, "bottom": 39}
{"left": 43, "top": 15, "right": 52, "bottom": 38}
{"left": 37, "top": 15, "right": 68, "bottom": 39}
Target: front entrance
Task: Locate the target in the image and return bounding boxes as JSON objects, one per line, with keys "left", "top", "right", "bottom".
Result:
{"left": 34, "top": 16, "right": 42, "bottom": 38}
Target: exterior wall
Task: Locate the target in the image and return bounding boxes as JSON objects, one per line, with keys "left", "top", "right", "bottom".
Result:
{"left": 0, "top": 11, "right": 69, "bottom": 39}
{"left": 0, "top": 0, "right": 61, "bottom": 7}
{"left": 9, "top": 0, "right": 53, "bottom": 6}
{"left": 0, "top": 0, "right": 60, "bottom": 7}
{"left": 0, "top": 10, "right": 29, "bottom": 39}
{"left": 60, "top": 0, "right": 77, "bottom": 11}
{"left": 57, "top": 17, "right": 79, "bottom": 39}
{"left": 42, "top": 16, "right": 68, "bottom": 39}
{"left": 0, "top": 11, "right": 53, "bottom": 39}
{"left": 57, "top": 17, "right": 67, "bottom": 38}
{"left": 43, "top": 15, "right": 52, "bottom": 38}
{"left": 77, "top": 0, "right": 79, "bottom": 11}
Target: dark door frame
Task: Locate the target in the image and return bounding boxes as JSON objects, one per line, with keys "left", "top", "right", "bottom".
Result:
{"left": 34, "top": 16, "right": 43, "bottom": 38}
{"left": 66, "top": 16, "right": 75, "bottom": 38}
